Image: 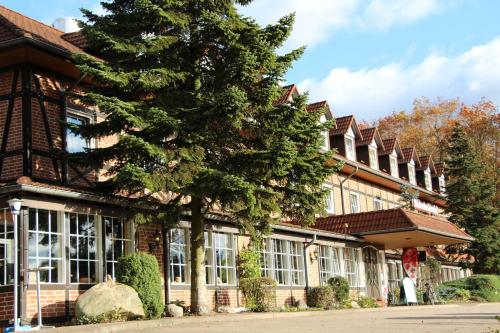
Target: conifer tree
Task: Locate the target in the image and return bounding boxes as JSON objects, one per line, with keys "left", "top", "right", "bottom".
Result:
{"left": 72, "top": 0, "right": 340, "bottom": 313}
{"left": 445, "top": 124, "right": 499, "bottom": 274}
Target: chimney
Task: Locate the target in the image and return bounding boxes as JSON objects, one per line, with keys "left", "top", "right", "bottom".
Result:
{"left": 52, "top": 17, "right": 80, "bottom": 33}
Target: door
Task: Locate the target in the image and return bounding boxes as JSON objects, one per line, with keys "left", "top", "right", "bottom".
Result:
{"left": 363, "top": 247, "right": 380, "bottom": 299}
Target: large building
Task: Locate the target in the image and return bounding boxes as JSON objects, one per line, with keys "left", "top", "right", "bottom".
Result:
{"left": 0, "top": 5, "right": 473, "bottom": 326}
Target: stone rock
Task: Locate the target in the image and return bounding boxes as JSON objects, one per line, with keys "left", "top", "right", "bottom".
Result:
{"left": 75, "top": 280, "right": 145, "bottom": 320}
{"left": 295, "top": 300, "right": 308, "bottom": 310}
{"left": 216, "top": 306, "right": 247, "bottom": 314}
{"left": 350, "top": 300, "right": 360, "bottom": 309}
{"left": 166, "top": 304, "right": 184, "bottom": 317}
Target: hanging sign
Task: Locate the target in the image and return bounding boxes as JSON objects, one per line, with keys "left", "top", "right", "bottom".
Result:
{"left": 402, "top": 247, "right": 419, "bottom": 284}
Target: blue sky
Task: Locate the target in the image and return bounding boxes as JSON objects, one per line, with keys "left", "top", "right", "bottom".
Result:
{"left": 3, "top": 0, "right": 500, "bottom": 120}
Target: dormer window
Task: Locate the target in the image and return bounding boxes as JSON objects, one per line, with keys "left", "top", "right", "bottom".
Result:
{"left": 345, "top": 137, "right": 355, "bottom": 160}
{"left": 439, "top": 175, "right": 446, "bottom": 193}
{"left": 320, "top": 116, "right": 329, "bottom": 151}
{"left": 389, "top": 154, "right": 398, "bottom": 178}
{"left": 408, "top": 162, "right": 416, "bottom": 185}
{"left": 369, "top": 147, "right": 378, "bottom": 169}
{"left": 424, "top": 168, "right": 432, "bottom": 191}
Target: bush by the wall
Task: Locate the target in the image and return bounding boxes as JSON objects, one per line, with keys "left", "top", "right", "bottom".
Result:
{"left": 307, "top": 286, "right": 335, "bottom": 310}
{"left": 327, "top": 276, "right": 350, "bottom": 303}
{"left": 438, "top": 275, "right": 499, "bottom": 302}
{"left": 357, "top": 296, "right": 378, "bottom": 308}
{"left": 240, "top": 277, "right": 277, "bottom": 312}
{"left": 238, "top": 248, "right": 261, "bottom": 279}
{"left": 437, "top": 286, "right": 471, "bottom": 302}
{"left": 116, "top": 252, "right": 164, "bottom": 319}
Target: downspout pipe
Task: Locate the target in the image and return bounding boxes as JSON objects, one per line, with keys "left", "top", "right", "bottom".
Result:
{"left": 304, "top": 234, "right": 317, "bottom": 290}
{"left": 338, "top": 165, "right": 359, "bottom": 214}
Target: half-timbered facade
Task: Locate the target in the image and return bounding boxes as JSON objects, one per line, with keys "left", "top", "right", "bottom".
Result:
{"left": 0, "top": 5, "right": 473, "bottom": 327}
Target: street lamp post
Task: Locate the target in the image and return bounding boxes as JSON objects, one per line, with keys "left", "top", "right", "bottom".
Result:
{"left": 7, "top": 198, "right": 22, "bottom": 332}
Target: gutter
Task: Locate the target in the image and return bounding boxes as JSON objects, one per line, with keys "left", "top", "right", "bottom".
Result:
{"left": 0, "top": 37, "right": 73, "bottom": 60}
{"left": 273, "top": 224, "right": 361, "bottom": 242}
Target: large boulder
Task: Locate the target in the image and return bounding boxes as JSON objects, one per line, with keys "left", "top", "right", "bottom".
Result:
{"left": 75, "top": 279, "right": 145, "bottom": 320}
{"left": 166, "top": 304, "right": 183, "bottom": 317}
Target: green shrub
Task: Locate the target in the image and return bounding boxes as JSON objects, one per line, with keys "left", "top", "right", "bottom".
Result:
{"left": 240, "top": 277, "right": 277, "bottom": 312}
{"left": 439, "top": 275, "right": 499, "bottom": 302}
{"left": 357, "top": 296, "right": 378, "bottom": 308}
{"left": 76, "top": 309, "right": 128, "bottom": 325}
{"left": 116, "top": 252, "right": 163, "bottom": 319}
{"left": 307, "top": 286, "right": 335, "bottom": 309}
{"left": 437, "top": 286, "right": 471, "bottom": 302}
{"left": 238, "top": 248, "right": 261, "bottom": 279}
{"left": 327, "top": 276, "right": 350, "bottom": 303}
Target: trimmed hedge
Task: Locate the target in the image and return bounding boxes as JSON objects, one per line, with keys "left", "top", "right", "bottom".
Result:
{"left": 327, "top": 276, "right": 350, "bottom": 303}
{"left": 116, "top": 252, "right": 164, "bottom": 318}
{"left": 240, "top": 277, "right": 277, "bottom": 312}
{"left": 307, "top": 286, "right": 335, "bottom": 309}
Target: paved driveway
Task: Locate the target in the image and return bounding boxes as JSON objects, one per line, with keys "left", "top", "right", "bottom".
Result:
{"left": 59, "top": 303, "right": 500, "bottom": 333}
{"left": 145, "top": 303, "right": 499, "bottom": 333}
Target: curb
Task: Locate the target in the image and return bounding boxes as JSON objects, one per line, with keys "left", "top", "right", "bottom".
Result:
{"left": 50, "top": 302, "right": 498, "bottom": 333}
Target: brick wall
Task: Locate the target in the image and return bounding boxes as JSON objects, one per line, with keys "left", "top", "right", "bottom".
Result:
{"left": 25, "top": 290, "right": 66, "bottom": 321}
{"left": 0, "top": 291, "right": 13, "bottom": 322}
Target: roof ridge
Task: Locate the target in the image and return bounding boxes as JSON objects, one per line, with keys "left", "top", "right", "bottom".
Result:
{"left": 0, "top": 5, "right": 66, "bottom": 35}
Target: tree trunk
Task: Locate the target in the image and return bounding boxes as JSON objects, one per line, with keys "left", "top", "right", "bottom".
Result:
{"left": 190, "top": 196, "right": 209, "bottom": 314}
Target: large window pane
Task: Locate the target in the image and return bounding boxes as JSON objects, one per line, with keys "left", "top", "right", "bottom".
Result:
{"left": 27, "top": 209, "right": 63, "bottom": 283}
{"left": 104, "top": 217, "right": 130, "bottom": 279}
{"left": 170, "top": 229, "right": 187, "bottom": 284}
{"left": 66, "top": 115, "right": 89, "bottom": 153}
{"left": 68, "top": 213, "right": 98, "bottom": 284}
{"left": 344, "top": 248, "right": 359, "bottom": 287}
{"left": 0, "top": 209, "right": 14, "bottom": 285}
{"left": 214, "top": 232, "right": 234, "bottom": 285}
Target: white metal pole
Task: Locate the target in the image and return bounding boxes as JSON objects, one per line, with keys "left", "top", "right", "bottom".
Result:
{"left": 13, "top": 213, "right": 19, "bottom": 332}
{"left": 36, "top": 270, "right": 41, "bottom": 328}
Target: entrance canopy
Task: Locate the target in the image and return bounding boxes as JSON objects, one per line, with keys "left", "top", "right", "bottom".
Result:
{"left": 315, "top": 208, "right": 474, "bottom": 250}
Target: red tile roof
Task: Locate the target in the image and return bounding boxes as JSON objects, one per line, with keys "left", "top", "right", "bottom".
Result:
{"left": 315, "top": 208, "right": 474, "bottom": 241}
{"left": 274, "top": 84, "right": 298, "bottom": 105}
{"left": 379, "top": 138, "right": 397, "bottom": 155}
{"left": 400, "top": 147, "right": 419, "bottom": 164}
{"left": 434, "top": 163, "right": 445, "bottom": 176}
{"left": 306, "top": 100, "right": 328, "bottom": 113}
{"left": 330, "top": 115, "right": 355, "bottom": 136}
{"left": 417, "top": 155, "right": 435, "bottom": 172}
{"left": 0, "top": 5, "right": 84, "bottom": 54}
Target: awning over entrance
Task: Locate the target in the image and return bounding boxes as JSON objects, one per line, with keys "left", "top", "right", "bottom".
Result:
{"left": 315, "top": 208, "right": 474, "bottom": 250}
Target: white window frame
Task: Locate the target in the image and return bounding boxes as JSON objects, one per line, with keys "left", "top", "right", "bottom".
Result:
{"left": 170, "top": 228, "right": 189, "bottom": 284}
{"left": 424, "top": 169, "right": 432, "bottom": 191}
{"left": 343, "top": 247, "right": 360, "bottom": 288}
{"left": 408, "top": 162, "right": 416, "bottom": 185}
{"left": 0, "top": 208, "right": 14, "bottom": 286}
{"left": 389, "top": 153, "right": 399, "bottom": 178}
{"left": 66, "top": 112, "right": 92, "bottom": 153}
{"left": 28, "top": 208, "right": 64, "bottom": 284}
{"left": 67, "top": 212, "right": 99, "bottom": 284}
{"left": 261, "top": 239, "right": 305, "bottom": 287}
{"left": 320, "top": 115, "right": 329, "bottom": 151}
{"left": 345, "top": 136, "right": 355, "bottom": 161}
{"left": 323, "top": 184, "right": 335, "bottom": 214}
{"left": 373, "top": 197, "right": 383, "bottom": 211}
{"left": 213, "top": 232, "right": 235, "bottom": 285}
{"left": 104, "top": 216, "right": 132, "bottom": 280}
{"left": 319, "top": 245, "right": 342, "bottom": 285}
{"left": 349, "top": 192, "right": 360, "bottom": 213}
{"left": 439, "top": 175, "right": 446, "bottom": 193}
{"left": 369, "top": 146, "right": 378, "bottom": 169}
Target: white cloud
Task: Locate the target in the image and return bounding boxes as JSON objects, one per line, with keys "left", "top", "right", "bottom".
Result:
{"left": 359, "top": 0, "right": 440, "bottom": 30}
{"left": 298, "top": 37, "right": 500, "bottom": 120}
{"left": 240, "top": 0, "right": 443, "bottom": 49}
